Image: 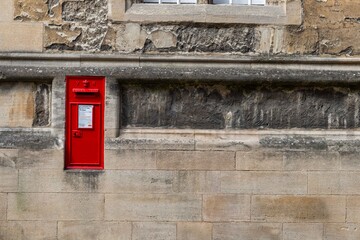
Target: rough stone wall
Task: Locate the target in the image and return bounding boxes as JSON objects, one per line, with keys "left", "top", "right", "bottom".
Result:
{"left": 0, "top": 0, "right": 357, "bottom": 55}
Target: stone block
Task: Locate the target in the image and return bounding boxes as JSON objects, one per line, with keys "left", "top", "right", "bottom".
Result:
{"left": 17, "top": 149, "right": 63, "bottom": 169}
{"left": 8, "top": 193, "right": 104, "bottom": 220}
{"left": 0, "top": 194, "right": 6, "bottom": 220}
{"left": 0, "top": 149, "right": 18, "bottom": 168}
{"left": 156, "top": 151, "right": 235, "bottom": 170}
{"left": 173, "top": 171, "right": 220, "bottom": 193}
{"left": 0, "top": 0, "right": 14, "bottom": 22}
{"left": 283, "top": 223, "right": 323, "bottom": 240}
{"left": 308, "top": 172, "right": 360, "bottom": 194}
{"left": 251, "top": 195, "right": 346, "bottom": 222}
{"left": 340, "top": 152, "right": 360, "bottom": 170}
{"left": 58, "top": 221, "right": 131, "bottom": 240}
{"left": 149, "top": 31, "right": 177, "bottom": 49}
{"left": 195, "top": 133, "right": 258, "bottom": 151}
{"left": 283, "top": 151, "right": 340, "bottom": 171}
{"left": 0, "top": 82, "right": 35, "bottom": 128}
{"left": 0, "top": 166, "right": 18, "bottom": 192}
{"left": 0, "top": 22, "right": 43, "bottom": 52}
{"left": 132, "top": 222, "right": 176, "bottom": 240}
{"left": 324, "top": 223, "right": 360, "bottom": 240}
{"left": 284, "top": 28, "right": 319, "bottom": 54}
{"left": 177, "top": 222, "right": 212, "bottom": 240}
{"left": 105, "top": 150, "right": 157, "bottom": 170}
{"left": 319, "top": 27, "right": 360, "bottom": 55}
{"left": 105, "top": 194, "right": 201, "bottom": 221}
{"left": 346, "top": 196, "right": 360, "bottom": 222}
{"left": 0, "top": 221, "right": 57, "bottom": 240}
{"left": 100, "top": 170, "right": 174, "bottom": 193}
{"left": 19, "top": 169, "right": 105, "bottom": 193}
{"left": 116, "top": 23, "right": 147, "bottom": 52}
{"left": 203, "top": 194, "right": 250, "bottom": 221}
{"left": 236, "top": 151, "right": 283, "bottom": 171}
{"left": 14, "top": 0, "right": 62, "bottom": 23}
{"left": 213, "top": 223, "right": 282, "bottom": 240}
{"left": 220, "top": 171, "right": 307, "bottom": 194}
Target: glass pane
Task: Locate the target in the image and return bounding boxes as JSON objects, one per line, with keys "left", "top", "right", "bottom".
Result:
{"left": 213, "top": 0, "right": 229, "bottom": 4}
{"left": 180, "top": 0, "right": 196, "bottom": 3}
{"left": 161, "top": 0, "right": 177, "bottom": 3}
{"left": 251, "top": 0, "right": 265, "bottom": 4}
{"left": 232, "top": 0, "right": 248, "bottom": 4}
{"left": 143, "top": 0, "right": 159, "bottom": 3}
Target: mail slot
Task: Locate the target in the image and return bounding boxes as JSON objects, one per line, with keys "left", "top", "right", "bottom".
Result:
{"left": 65, "top": 76, "right": 105, "bottom": 169}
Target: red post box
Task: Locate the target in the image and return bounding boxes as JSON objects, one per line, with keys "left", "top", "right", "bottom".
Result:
{"left": 65, "top": 76, "right": 105, "bottom": 169}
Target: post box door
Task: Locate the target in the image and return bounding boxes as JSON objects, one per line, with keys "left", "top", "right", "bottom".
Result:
{"left": 65, "top": 76, "right": 105, "bottom": 169}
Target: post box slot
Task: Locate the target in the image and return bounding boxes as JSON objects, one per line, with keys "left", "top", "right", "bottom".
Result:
{"left": 73, "top": 88, "right": 99, "bottom": 93}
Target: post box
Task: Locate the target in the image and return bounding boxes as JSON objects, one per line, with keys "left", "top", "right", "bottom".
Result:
{"left": 65, "top": 76, "right": 105, "bottom": 169}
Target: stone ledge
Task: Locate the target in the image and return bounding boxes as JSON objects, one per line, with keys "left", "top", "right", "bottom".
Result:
{"left": 1, "top": 53, "right": 360, "bottom": 83}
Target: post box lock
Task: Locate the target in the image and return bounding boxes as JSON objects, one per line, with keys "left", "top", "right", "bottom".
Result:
{"left": 72, "top": 130, "right": 82, "bottom": 138}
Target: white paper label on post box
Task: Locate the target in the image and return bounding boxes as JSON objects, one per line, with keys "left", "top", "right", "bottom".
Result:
{"left": 78, "top": 105, "right": 93, "bottom": 129}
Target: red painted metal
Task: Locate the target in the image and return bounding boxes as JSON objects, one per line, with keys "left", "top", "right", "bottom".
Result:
{"left": 65, "top": 76, "right": 105, "bottom": 169}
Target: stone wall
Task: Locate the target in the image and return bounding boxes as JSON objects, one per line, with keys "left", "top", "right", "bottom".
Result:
{"left": 0, "top": 0, "right": 358, "bottom": 55}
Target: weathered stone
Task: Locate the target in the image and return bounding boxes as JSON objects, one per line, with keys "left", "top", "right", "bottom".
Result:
{"left": 0, "top": 166, "right": 18, "bottom": 192}
{"left": 105, "top": 194, "right": 201, "bottom": 221}
{"left": 345, "top": 196, "right": 360, "bottom": 222}
{"left": 16, "top": 149, "right": 63, "bottom": 169}
{"left": 58, "top": 221, "right": 131, "bottom": 240}
{"left": 251, "top": 195, "right": 346, "bottom": 222}
{"left": 0, "top": 149, "right": 18, "bottom": 169}
{"left": 324, "top": 223, "right": 360, "bottom": 240}
{"left": 0, "top": 130, "right": 57, "bottom": 149}
{"left": 175, "top": 25, "right": 256, "bottom": 53}
{"left": 116, "top": 23, "right": 147, "bottom": 52}
{"left": 100, "top": 170, "right": 174, "bottom": 193}
{"left": 283, "top": 151, "right": 340, "bottom": 170}
{"left": 0, "top": 82, "right": 35, "bottom": 127}
{"left": 213, "top": 223, "right": 282, "bottom": 240}
{"left": 320, "top": 27, "right": 360, "bottom": 55}
{"left": 0, "top": 0, "right": 14, "bottom": 22}
{"left": 132, "top": 222, "right": 176, "bottom": 240}
{"left": 285, "top": 27, "right": 319, "bottom": 54}
{"left": 308, "top": 172, "right": 360, "bottom": 194}
{"left": 220, "top": 171, "right": 307, "bottom": 194}
{"left": 105, "top": 150, "right": 157, "bottom": 170}
{"left": 173, "top": 171, "right": 220, "bottom": 193}
{"left": 203, "top": 194, "right": 250, "bottom": 221}
{"left": 33, "top": 83, "right": 51, "bottom": 127}
{"left": 283, "top": 223, "right": 323, "bottom": 240}
{"left": 156, "top": 151, "right": 235, "bottom": 170}
{"left": 122, "top": 84, "right": 360, "bottom": 129}
{"left": 45, "top": 24, "right": 82, "bottom": 50}
{"left": 0, "top": 194, "right": 6, "bottom": 220}
{"left": 0, "top": 221, "right": 57, "bottom": 240}
{"left": 8, "top": 193, "right": 104, "bottom": 220}
{"left": 177, "top": 222, "right": 212, "bottom": 240}
{"left": 149, "top": 31, "right": 177, "bottom": 49}
{"left": 14, "top": 0, "right": 62, "bottom": 23}
{"left": 236, "top": 151, "right": 283, "bottom": 171}
{"left": 340, "top": 152, "right": 360, "bottom": 170}
{"left": 0, "top": 22, "right": 43, "bottom": 52}
{"left": 18, "top": 169, "right": 102, "bottom": 193}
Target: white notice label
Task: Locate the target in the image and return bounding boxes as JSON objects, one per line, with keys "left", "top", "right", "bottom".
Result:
{"left": 78, "top": 105, "right": 93, "bottom": 129}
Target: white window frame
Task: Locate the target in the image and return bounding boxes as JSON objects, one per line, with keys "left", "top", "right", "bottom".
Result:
{"left": 108, "top": 0, "right": 302, "bottom": 25}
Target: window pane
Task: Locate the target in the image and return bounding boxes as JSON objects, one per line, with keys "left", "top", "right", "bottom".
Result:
{"left": 232, "top": 0, "right": 249, "bottom": 4}
{"left": 213, "top": 0, "right": 229, "bottom": 4}
{"left": 251, "top": 0, "right": 265, "bottom": 4}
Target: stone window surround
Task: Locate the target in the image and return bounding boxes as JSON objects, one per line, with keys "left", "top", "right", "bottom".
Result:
{"left": 108, "top": 0, "right": 302, "bottom": 25}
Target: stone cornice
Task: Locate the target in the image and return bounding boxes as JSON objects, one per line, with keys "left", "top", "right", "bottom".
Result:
{"left": 0, "top": 53, "right": 360, "bottom": 83}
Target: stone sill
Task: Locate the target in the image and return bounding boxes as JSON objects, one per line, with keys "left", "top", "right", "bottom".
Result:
{"left": 109, "top": 0, "right": 302, "bottom": 25}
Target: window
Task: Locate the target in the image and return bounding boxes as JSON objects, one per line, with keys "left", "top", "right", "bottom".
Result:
{"left": 108, "top": 0, "right": 301, "bottom": 25}
{"left": 143, "top": 0, "right": 266, "bottom": 5}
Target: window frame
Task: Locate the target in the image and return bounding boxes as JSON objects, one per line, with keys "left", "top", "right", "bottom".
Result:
{"left": 108, "top": 0, "right": 302, "bottom": 25}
